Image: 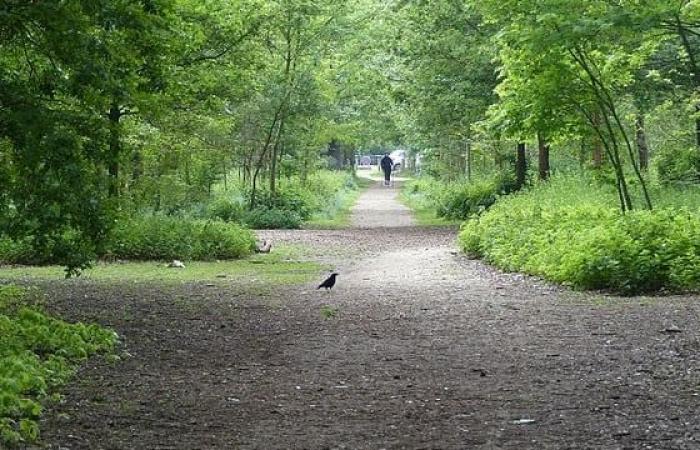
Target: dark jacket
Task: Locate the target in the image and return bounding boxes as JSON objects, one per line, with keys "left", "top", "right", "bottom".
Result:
{"left": 380, "top": 155, "right": 393, "bottom": 173}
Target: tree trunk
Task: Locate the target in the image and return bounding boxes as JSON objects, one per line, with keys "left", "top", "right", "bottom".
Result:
{"left": 222, "top": 157, "right": 227, "bottom": 191}
{"left": 695, "top": 105, "right": 700, "bottom": 148}
{"left": 635, "top": 114, "right": 649, "bottom": 171}
{"left": 537, "top": 132, "right": 550, "bottom": 181}
{"left": 131, "top": 150, "right": 142, "bottom": 183}
{"left": 515, "top": 142, "right": 527, "bottom": 189}
{"left": 592, "top": 112, "right": 603, "bottom": 168}
{"left": 270, "top": 119, "right": 285, "bottom": 194}
{"left": 108, "top": 102, "right": 122, "bottom": 197}
{"left": 465, "top": 140, "right": 472, "bottom": 181}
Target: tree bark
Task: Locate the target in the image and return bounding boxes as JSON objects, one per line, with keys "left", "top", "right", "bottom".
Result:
{"left": 108, "top": 102, "right": 122, "bottom": 197}
{"left": 537, "top": 132, "right": 550, "bottom": 181}
{"left": 269, "top": 119, "right": 284, "bottom": 193}
{"left": 592, "top": 112, "right": 603, "bottom": 168}
{"left": 515, "top": 142, "right": 527, "bottom": 189}
{"left": 635, "top": 114, "right": 649, "bottom": 171}
{"left": 465, "top": 140, "right": 472, "bottom": 181}
{"left": 695, "top": 105, "right": 700, "bottom": 148}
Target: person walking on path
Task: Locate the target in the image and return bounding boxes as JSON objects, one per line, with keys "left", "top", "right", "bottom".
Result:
{"left": 380, "top": 153, "right": 393, "bottom": 186}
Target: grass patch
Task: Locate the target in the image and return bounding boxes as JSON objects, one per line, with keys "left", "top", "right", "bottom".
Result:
{"left": 0, "top": 244, "right": 325, "bottom": 286}
{"left": 0, "top": 285, "right": 116, "bottom": 447}
{"left": 320, "top": 305, "right": 338, "bottom": 319}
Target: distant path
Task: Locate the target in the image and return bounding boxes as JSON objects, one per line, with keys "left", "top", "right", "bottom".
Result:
{"left": 350, "top": 175, "right": 414, "bottom": 228}
{"left": 34, "top": 173, "right": 700, "bottom": 449}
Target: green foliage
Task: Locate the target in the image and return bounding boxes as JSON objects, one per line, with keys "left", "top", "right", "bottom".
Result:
{"left": 204, "top": 196, "right": 245, "bottom": 223}
{"left": 251, "top": 189, "right": 314, "bottom": 221}
{"left": 0, "top": 231, "right": 98, "bottom": 277}
{"left": 459, "top": 176, "right": 700, "bottom": 294}
{"left": 0, "top": 0, "right": 182, "bottom": 274}
{"left": 104, "top": 216, "right": 255, "bottom": 261}
{"left": 306, "top": 175, "right": 370, "bottom": 229}
{"left": 435, "top": 175, "right": 518, "bottom": 220}
{"left": 244, "top": 170, "right": 358, "bottom": 229}
{"left": 243, "top": 208, "right": 303, "bottom": 229}
{"left": 654, "top": 145, "right": 700, "bottom": 186}
{"left": 0, "top": 285, "right": 116, "bottom": 447}
{"left": 403, "top": 174, "right": 516, "bottom": 221}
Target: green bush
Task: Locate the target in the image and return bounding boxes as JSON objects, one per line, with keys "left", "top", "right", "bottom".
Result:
{"left": 436, "top": 174, "right": 517, "bottom": 220}
{"left": 0, "top": 285, "right": 116, "bottom": 447}
{"left": 0, "top": 231, "right": 96, "bottom": 272}
{"left": 251, "top": 188, "right": 313, "bottom": 220}
{"left": 404, "top": 173, "right": 517, "bottom": 220}
{"left": 243, "top": 208, "right": 302, "bottom": 229}
{"left": 204, "top": 196, "right": 245, "bottom": 222}
{"left": 243, "top": 171, "right": 357, "bottom": 225}
{"left": 459, "top": 176, "right": 700, "bottom": 294}
{"left": 104, "top": 216, "right": 255, "bottom": 260}
{"left": 0, "top": 237, "right": 34, "bottom": 265}
{"left": 654, "top": 145, "right": 700, "bottom": 186}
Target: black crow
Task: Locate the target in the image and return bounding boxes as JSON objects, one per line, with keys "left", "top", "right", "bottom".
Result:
{"left": 317, "top": 272, "right": 339, "bottom": 290}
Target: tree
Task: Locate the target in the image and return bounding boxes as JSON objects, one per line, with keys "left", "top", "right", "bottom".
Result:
{"left": 477, "top": 0, "right": 657, "bottom": 211}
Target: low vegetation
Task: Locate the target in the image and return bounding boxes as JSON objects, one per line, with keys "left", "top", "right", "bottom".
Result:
{"left": 105, "top": 217, "right": 256, "bottom": 261}
{"left": 0, "top": 285, "right": 117, "bottom": 447}
{"left": 459, "top": 176, "right": 700, "bottom": 294}
{"left": 0, "top": 171, "right": 359, "bottom": 268}
{"left": 402, "top": 174, "right": 516, "bottom": 222}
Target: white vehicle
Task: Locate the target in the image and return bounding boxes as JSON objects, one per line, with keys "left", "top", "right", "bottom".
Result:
{"left": 389, "top": 150, "right": 406, "bottom": 171}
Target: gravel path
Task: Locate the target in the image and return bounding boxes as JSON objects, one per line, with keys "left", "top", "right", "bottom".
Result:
{"left": 30, "top": 180, "right": 700, "bottom": 449}
{"left": 350, "top": 176, "right": 414, "bottom": 228}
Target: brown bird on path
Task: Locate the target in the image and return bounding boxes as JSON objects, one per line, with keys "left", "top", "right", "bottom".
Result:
{"left": 317, "top": 272, "right": 339, "bottom": 290}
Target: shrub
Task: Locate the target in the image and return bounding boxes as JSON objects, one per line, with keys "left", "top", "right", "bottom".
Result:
{"left": 204, "top": 196, "right": 245, "bottom": 222}
{"left": 459, "top": 176, "right": 700, "bottom": 294}
{"left": 0, "top": 237, "right": 35, "bottom": 265}
{"left": 404, "top": 173, "right": 516, "bottom": 221}
{"left": 242, "top": 208, "right": 302, "bottom": 229}
{"left": 655, "top": 145, "right": 700, "bottom": 186}
{"left": 0, "top": 232, "right": 96, "bottom": 275}
{"left": 104, "top": 216, "right": 255, "bottom": 260}
{"left": 0, "top": 285, "right": 116, "bottom": 447}
{"left": 251, "top": 188, "right": 313, "bottom": 220}
{"left": 242, "top": 171, "right": 358, "bottom": 228}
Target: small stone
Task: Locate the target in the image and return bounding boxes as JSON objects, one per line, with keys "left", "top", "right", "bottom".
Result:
{"left": 513, "top": 419, "right": 536, "bottom": 425}
{"left": 662, "top": 327, "right": 682, "bottom": 334}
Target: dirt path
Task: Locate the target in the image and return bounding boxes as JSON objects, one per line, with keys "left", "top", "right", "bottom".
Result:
{"left": 31, "top": 180, "right": 700, "bottom": 449}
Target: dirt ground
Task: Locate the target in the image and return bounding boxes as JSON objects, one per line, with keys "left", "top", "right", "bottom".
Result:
{"left": 22, "top": 179, "right": 700, "bottom": 449}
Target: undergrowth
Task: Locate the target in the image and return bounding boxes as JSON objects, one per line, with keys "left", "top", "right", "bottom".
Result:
{"left": 104, "top": 217, "right": 256, "bottom": 261}
{"left": 0, "top": 285, "right": 117, "bottom": 447}
{"left": 403, "top": 173, "right": 517, "bottom": 221}
{"left": 0, "top": 171, "right": 357, "bottom": 266}
{"left": 459, "top": 175, "right": 700, "bottom": 294}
